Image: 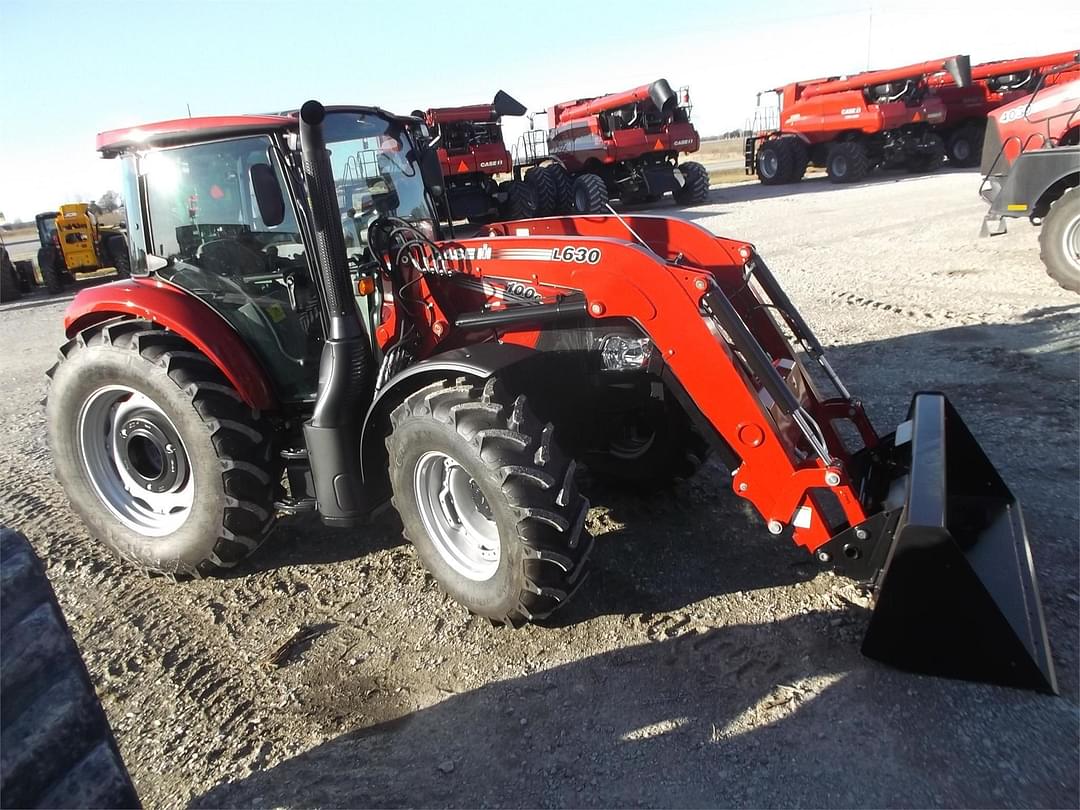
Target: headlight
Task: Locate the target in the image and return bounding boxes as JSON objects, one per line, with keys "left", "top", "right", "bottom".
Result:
{"left": 599, "top": 334, "right": 653, "bottom": 371}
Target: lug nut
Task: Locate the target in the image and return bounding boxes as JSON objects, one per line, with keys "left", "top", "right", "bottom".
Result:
{"left": 694, "top": 278, "right": 707, "bottom": 291}
{"left": 817, "top": 551, "right": 832, "bottom": 563}
{"left": 824, "top": 471, "right": 841, "bottom": 486}
{"left": 855, "top": 528, "right": 868, "bottom": 541}
{"left": 767, "top": 520, "right": 783, "bottom": 535}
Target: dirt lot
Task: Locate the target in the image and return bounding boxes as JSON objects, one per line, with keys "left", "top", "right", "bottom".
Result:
{"left": 1, "top": 168, "right": 1077, "bottom": 808}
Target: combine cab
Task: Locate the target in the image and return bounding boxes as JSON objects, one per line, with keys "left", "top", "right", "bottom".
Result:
{"left": 517, "top": 80, "right": 709, "bottom": 214}
{"left": 929, "top": 49, "right": 1079, "bottom": 166}
{"left": 746, "top": 55, "right": 971, "bottom": 184}
{"left": 36, "top": 204, "right": 130, "bottom": 294}
{"left": 979, "top": 72, "right": 1080, "bottom": 292}
{"left": 43, "top": 100, "right": 1057, "bottom": 695}
{"left": 420, "top": 91, "right": 537, "bottom": 225}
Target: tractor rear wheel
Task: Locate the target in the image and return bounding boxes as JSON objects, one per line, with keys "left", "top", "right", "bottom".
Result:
{"left": 571, "top": 173, "right": 609, "bottom": 214}
{"left": 104, "top": 234, "right": 131, "bottom": 279}
{"left": 756, "top": 138, "right": 796, "bottom": 184}
{"left": 498, "top": 180, "right": 538, "bottom": 221}
{"left": 525, "top": 166, "right": 558, "bottom": 216}
{"left": 46, "top": 319, "right": 277, "bottom": 577}
{"left": 826, "top": 142, "right": 871, "bottom": 184}
{"left": 946, "top": 123, "right": 984, "bottom": 168}
{"left": 1039, "top": 185, "right": 1080, "bottom": 294}
{"left": 674, "top": 161, "right": 710, "bottom": 204}
{"left": 905, "top": 133, "right": 946, "bottom": 173}
{"left": 387, "top": 378, "right": 593, "bottom": 626}
{"left": 0, "top": 528, "right": 140, "bottom": 810}
{"left": 39, "top": 246, "right": 65, "bottom": 295}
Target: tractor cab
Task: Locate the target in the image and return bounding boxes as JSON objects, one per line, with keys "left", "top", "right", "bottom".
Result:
{"left": 98, "top": 107, "right": 441, "bottom": 401}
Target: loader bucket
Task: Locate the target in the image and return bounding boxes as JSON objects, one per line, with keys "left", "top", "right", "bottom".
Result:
{"left": 861, "top": 393, "right": 1057, "bottom": 694}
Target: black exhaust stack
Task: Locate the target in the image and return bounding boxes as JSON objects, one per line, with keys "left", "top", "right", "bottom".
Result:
{"left": 298, "top": 100, "right": 373, "bottom": 527}
{"left": 648, "top": 79, "right": 678, "bottom": 116}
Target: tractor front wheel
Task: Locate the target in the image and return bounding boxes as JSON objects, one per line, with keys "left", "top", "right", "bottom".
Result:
{"left": 387, "top": 378, "right": 593, "bottom": 626}
{"left": 826, "top": 142, "right": 871, "bottom": 184}
{"left": 571, "top": 173, "right": 609, "bottom": 214}
{"left": 674, "top": 161, "right": 710, "bottom": 205}
{"left": 46, "top": 319, "right": 277, "bottom": 577}
{"left": 1039, "top": 185, "right": 1080, "bottom": 294}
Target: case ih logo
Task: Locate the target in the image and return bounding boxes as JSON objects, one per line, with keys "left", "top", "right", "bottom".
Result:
{"left": 479, "top": 160, "right": 503, "bottom": 168}
{"left": 673, "top": 139, "right": 694, "bottom": 147}
{"left": 413, "top": 244, "right": 493, "bottom": 276}
{"left": 841, "top": 107, "right": 861, "bottom": 116}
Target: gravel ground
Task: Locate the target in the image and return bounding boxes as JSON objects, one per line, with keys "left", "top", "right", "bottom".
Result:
{"left": 1, "top": 168, "right": 1077, "bottom": 808}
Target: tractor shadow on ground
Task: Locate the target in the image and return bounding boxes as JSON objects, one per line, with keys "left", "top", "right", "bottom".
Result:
{"left": 192, "top": 606, "right": 1079, "bottom": 810}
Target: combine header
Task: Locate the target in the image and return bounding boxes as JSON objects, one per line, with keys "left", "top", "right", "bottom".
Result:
{"left": 929, "top": 49, "right": 1079, "bottom": 166}
{"left": 419, "top": 91, "right": 535, "bottom": 224}
{"left": 518, "top": 79, "right": 709, "bottom": 213}
{"left": 747, "top": 55, "right": 971, "bottom": 184}
{"left": 44, "top": 99, "right": 1057, "bottom": 694}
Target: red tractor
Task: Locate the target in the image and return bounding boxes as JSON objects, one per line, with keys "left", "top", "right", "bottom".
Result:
{"left": 419, "top": 91, "right": 537, "bottom": 224}
{"left": 44, "top": 100, "right": 1057, "bottom": 694}
{"left": 979, "top": 72, "right": 1080, "bottom": 292}
{"left": 520, "top": 79, "right": 709, "bottom": 214}
{"left": 928, "top": 49, "right": 1079, "bottom": 167}
{"left": 747, "top": 55, "right": 971, "bottom": 185}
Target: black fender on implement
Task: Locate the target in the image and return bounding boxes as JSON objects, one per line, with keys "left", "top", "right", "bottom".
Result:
{"left": 359, "top": 343, "right": 539, "bottom": 492}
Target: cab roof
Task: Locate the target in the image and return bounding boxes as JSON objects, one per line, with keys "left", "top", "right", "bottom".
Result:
{"left": 95, "top": 105, "right": 420, "bottom": 158}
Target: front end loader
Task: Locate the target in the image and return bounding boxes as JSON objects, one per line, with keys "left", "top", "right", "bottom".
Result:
{"left": 46, "top": 100, "right": 1056, "bottom": 693}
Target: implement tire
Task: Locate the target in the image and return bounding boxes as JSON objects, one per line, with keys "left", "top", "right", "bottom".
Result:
{"left": 674, "top": 161, "right": 710, "bottom": 204}
{"left": 1039, "top": 185, "right": 1080, "bottom": 294}
{"left": 827, "top": 141, "right": 871, "bottom": 184}
{"left": 0, "top": 527, "right": 140, "bottom": 809}
{"left": 46, "top": 319, "right": 277, "bottom": 577}
{"left": 387, "top": 378, "right": 593, "bottom": 626}
{"left": 571, "top": 173, "right": 609, "bottom": 214}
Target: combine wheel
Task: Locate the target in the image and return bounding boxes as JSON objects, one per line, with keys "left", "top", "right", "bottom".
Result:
{"left": 571, "top": 173, "right": 609, "bottom": 214}
{"left": 756, "top": 138, "right": 796, "bottom": 185}
{"left": 0, "top": 527, "right": 140, "bottom": 809}
{"left": 1039, "top": 185, "right": 1080, "bottom": 294}
{"left": 39, "top": 246, "right": 65, "bottom": 295}
{"left": 498, "top": 180, "right": 538, "bottom": 221}
{"left": 104, "top": 234, "right": 131, "bottom": 279}
{"left": 790, "top": 138, "right": 810, "bottom": 181}
{"left": 387, "top": 378, "right": 593, "bottom": 626}
{"left": 525, "top": 166, "right": 558, "bottom": 215}
{"left": 946, "top": 123, "right": 984, "bottom": 168}
{"left": 674, "top": 161, "right": 710, "bottom": 204}
{"left": 905, "top": 133, "right": 946, "bottom": 173}
{"left": 826, "top": 142, "right": 871, "bottom": 184}
{"left": 547, "top": 163, "right": 575, "bottom": 212}
{"left": 46, "top": 319, "right": 277, "bottom": 577}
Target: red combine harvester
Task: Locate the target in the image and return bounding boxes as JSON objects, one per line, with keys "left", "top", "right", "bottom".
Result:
{"left": 420, "top": 91, "right": 535, "bottom": 224}
{"left": 928, "top": 50, "right": 1079, "bottom": 167}
{"left": 521, "top": 79, "right": 709, "bottom": 214}
{"left": 979, "top": 71, "right": 1080, "bottom": 292}
{"left": 746, "top": 55, "right": 972, "bottom": 185}
{"left": 42, "top": 100, "right": 1057, "bottom": 695}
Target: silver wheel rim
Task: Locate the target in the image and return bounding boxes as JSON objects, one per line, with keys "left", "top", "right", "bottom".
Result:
{"left": 1064, "top": 214, "right": 1080, "bottom": 270}
{"left": 78, "top": 386, "right": 194, "bottom": 537}
{"left": 833, "top": 155, "right": 848, "bottom": 177}
{"left": 414, "top": 451, "right": 500, "bottom": 581}
{"left": 953, "top": 138, "right": 970, "bottom": 162}
{"left": 761, "top": 151, "right": 779, "bottom": 178}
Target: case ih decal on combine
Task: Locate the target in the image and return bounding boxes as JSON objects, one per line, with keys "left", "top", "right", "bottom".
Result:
{"left": 514, "top": 79, "right": 710, "bottom": 215}
{"left": 46, "top": 100, "right": 1056, "bottom": 694}
{"left": 979, "top": 67, "right": 1080, "bottom": 293}
{"left": 746, "top": 55, "right": 972, "bottom": 185}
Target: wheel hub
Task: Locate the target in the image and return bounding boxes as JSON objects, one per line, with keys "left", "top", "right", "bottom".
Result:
{"left": 115, "top": 411, "right": 185, "bottom": 493}
{"left": 414, "top": 451, "right": 500, "bottom": 581}
{"left": 761, "top": 152, "right": 778, "bottom": 178}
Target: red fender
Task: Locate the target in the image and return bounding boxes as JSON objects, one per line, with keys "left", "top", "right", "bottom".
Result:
{"left": 64, "top": 278, "right": 277, "bottom": 411}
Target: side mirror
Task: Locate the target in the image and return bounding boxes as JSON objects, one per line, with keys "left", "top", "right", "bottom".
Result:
{"left": 249, "top": 163, "right": 286, "bottom": 227}
{"left": 419, "top": 147, "right": 445, "bottom": 198}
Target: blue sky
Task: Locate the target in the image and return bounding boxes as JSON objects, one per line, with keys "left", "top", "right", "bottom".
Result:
{"left": 1, "top": 0, "right": 1077, "bottom": 220}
